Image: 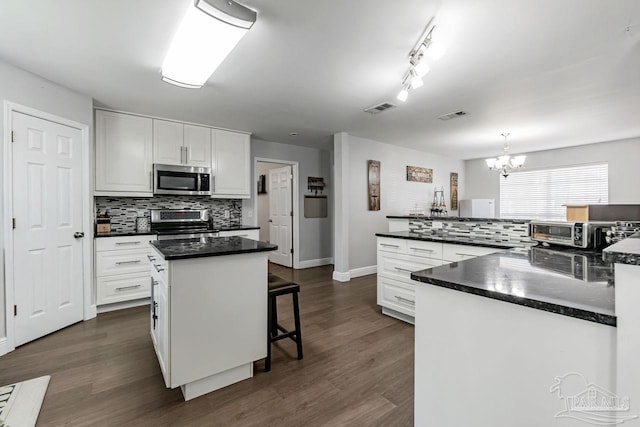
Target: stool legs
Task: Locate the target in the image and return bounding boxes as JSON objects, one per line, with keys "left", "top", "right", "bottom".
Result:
{"left": 292, "top": 291, "right": 303, "bottom": 360}
{"left": 266, "top": 294, "right": 272, "bottom": 372}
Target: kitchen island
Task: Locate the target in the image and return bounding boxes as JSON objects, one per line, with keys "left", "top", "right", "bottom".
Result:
{"left": 149, "top": 236, "right": 277, "bottom": 401}
{"left": 411, "top": 246, "right": 620, "bottom": 427}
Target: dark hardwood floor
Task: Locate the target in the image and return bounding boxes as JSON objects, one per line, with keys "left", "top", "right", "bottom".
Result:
{"left": 0, "top": 265, "right": 414, "bottom": 426}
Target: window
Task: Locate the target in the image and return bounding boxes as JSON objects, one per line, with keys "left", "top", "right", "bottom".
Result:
{"left": 500, "top": 163, "right": 608, "bottom": 220}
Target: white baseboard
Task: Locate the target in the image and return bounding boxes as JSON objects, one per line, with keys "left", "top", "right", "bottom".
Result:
{"left": 349, "top": 265, "right": 377, "bottom": 278}
{"left": 297, "top": 257, "right": 334, "bottom": 269}
{"left": 332, "top": 270, "right": 351, "bottom": 282}
{"left": 84, "top": 304, "right": 97, "bottom": 321}
{"left": 97, "top": 298, "right": 150, "bottom": 314}
{"left": 0, "top": 337, "right": 11, "bottom": 357}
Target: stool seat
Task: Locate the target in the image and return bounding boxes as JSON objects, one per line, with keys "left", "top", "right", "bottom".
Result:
{"left": 265, "top": 274, "right": 303, "bottom": 372}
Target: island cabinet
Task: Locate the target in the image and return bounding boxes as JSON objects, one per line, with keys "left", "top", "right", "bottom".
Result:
{"left": 148, "top": 237, "right": 275, "bottom": 401}
{"left": 153, "top": 119, "right": 211, "bottom": 168}
{"left": 94, "top": 110, "right": 153, "bottom": 196}
{"left": 376, "top": 235, "right": 503, "bottom": 324}
{"left": 95, "top": 235, "right": 153, "bottom": 307}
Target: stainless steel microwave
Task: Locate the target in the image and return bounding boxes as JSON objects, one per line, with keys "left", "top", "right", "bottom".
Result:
{"left": 530, "top": 221, "right": 613, "bottom": 249}
{"left": 153, "top": 164, "right": 212, "bottom": 196}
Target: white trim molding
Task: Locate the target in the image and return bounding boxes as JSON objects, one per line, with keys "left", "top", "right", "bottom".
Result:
{"left": 349, "top": 265, "right": 377, "bottom": 278}
{"left": 0, "top": 337, "right": 8, "bottom": 357}
{"left": 297, "top": 257, "right": 333, "bottom": 269}
{"left": 332, "top": 271, "right": 351, "bottom": 282}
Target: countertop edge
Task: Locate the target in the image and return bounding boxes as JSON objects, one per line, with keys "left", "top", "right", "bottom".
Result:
{"left": 411, "top": 274, "right": 617, "bottom": 327}
{"left": 386, "top": 215, "right": 530, "bottom": 224}
{"left": 375, "top": 232, "right": 523, "bottom": 250}
{"left": 602, "top": 233, "right": 640, "bottom": 266}
{"left": 156, "top": 246, "right": 274, "bottom": 260}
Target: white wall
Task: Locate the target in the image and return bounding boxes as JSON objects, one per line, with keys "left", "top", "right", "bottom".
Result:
{"left": 243, "top": 139, "right": 333, "bottom": 264}
{"left": 465, "top": 137, "right": 640, "bottom": 215}
{"left": 256, "top": 161, "right": 288, "bottom": 242}
{"left": 334, "top": 133, "right": 465, "bottom": 276}
{"left": 0, "top": 60, "right": 93, "bottom": 340}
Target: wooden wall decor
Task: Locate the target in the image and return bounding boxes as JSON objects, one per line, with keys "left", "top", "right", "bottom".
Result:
{"left": 406, "top": 166, "right": 433, "bottom": 183}
{"left": 368, "top": 160, "right": 381, "bottom": 211}
{"left": 450, "top": 172, "right": 459, "bottom": 210}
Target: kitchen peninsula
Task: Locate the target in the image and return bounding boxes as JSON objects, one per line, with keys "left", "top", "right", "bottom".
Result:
{"left": 411, "top": 246, "right": 619, "bottom": 427}
{"left": 149, "top": 236, "right": 277, "bottom": 401}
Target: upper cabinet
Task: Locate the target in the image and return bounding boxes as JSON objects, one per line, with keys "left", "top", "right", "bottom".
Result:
{"left": 95, "top": 110, "right": 153, "bottom": 195}
{"left": 212, "top": 129, "right": 250, "bottom": 198}
{"left": 153, "top": 119, "right": 211, "bottom": 168}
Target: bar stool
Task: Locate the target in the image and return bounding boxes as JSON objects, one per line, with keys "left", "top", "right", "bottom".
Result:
{"left": 265, "top": 273, "right": 303, "bottom": 372}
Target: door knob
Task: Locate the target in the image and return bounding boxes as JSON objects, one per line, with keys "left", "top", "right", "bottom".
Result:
{"left": 268, "top": 219, "right": 273, "bottom": 222}
{"left": 74, "top": 232, "right": 85, "bottom": 239}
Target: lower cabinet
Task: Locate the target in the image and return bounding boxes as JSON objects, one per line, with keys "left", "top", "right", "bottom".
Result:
{"left": 151, "top": 264, "right": 170, "bottom": 387}
{"left": 95, "top": 235, "right": 153, "bottom": 306}
{"left": 377, "top": 236, "right": 503, "bottom": 323}
{"left": 218, "top": 229, "right": 259, "bottom": 240}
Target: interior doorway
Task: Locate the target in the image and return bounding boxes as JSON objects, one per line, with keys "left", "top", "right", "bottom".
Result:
{"left": 256, "top": 161, "right": 294, "bottom": 268}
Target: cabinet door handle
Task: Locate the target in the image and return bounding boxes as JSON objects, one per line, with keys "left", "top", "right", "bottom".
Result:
{"left": 411, "top": 247, "right": 434, "bottom": 253}
{"left": 116, "top": 284, "right": 141, "bottom": 291}
{"left": 147, "top": 255, "right": 156, "bottom": 262}
{"left": 154, "top": 264, "right": 165, "bottom": 272}
{"left": 115, "top": 241, "right": 141, "bottom": 246}
{"left": 455, "top": 252, "right": 476, "bottom": 257}
{"left": 380, "top": 243, "right": 400, "bottom": 248}
{"left": 394, "top": 267, "right": 415, "bottom": 273}
{"left": 115, "top": 260, "right": 141, "bottom": 265}
{"left": 395, "top": 295, "right": 415, "bottom": 305}
{"left": 185, "top": 146, "right": 189, "bottom": 164}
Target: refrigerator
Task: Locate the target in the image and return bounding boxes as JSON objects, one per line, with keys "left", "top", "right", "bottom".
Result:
{"left": 459, "top": 199, "right": 495, "bottom": 218}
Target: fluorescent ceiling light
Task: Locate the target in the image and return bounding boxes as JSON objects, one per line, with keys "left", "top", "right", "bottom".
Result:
{"left": 161, "top": 0, "right": 256, "bottom": 89}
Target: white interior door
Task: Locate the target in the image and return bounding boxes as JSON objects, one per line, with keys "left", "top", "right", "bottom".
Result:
{"left": 268, "top": 166, "right": 292, "bottom": 267}
{"left": 12, "top": 111, "right": 84, "bottom": 346}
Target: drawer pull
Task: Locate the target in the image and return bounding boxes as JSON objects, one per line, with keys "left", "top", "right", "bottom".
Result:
{"left": 115, "top": 260, "right": 141, "bottom": 265}
{"left": 455, "top": 252, "right": 476, "bottom": 257}
{"left": 395, "top": 295, "right": 415, "bottom": 305}
{"left": 394, "top": 267, "right": 415, "bottom": 273}
{"left": 115, "top": 241, "right": 141, "bottom": 246}
{"left": 115, "top": 284, "right": 141, "bottom": 292}
{"left": 154, "top": 264, "right": 165, "bottom": 272}
{"left": 147, "top": 255, "right": 156, "bottom": 262}
{"left": 411, "top": 247, "right": 435, "bottom": 253}
{"left": 380, "top": 244, "right": 400, "bottom": 248}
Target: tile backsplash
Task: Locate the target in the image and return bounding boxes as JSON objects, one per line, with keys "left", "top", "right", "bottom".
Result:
{"left": 409, "top": 218, "right": 533, "bottom": 247}
{"left": 95, "top": 196, "right": 242, "bottom": 232}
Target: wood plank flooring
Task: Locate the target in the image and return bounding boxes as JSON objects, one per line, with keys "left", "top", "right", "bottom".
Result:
{"left": 0, "top": 265, "right": 414, "bottom": 426}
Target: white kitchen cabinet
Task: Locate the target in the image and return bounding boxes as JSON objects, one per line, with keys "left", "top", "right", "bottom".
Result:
{"left": 212, "top": 129, "right": 250, "bottom": 198}
{"left": 95, "top": 235, "right": 153, "bottom": 306}
{"left": 153, "top": 119, "right": 211, "bottom": 168}
{"left": 218, "top": 229, "right": 259, "bottom": 240}
{"left": 95, "top": 110, "right": 153, "bottom": 195}
{"left": 377, "top": 236, "right": 505, "bottom": 324}
{"left": 151, "top": 266, "right": 170, "bottom": 386}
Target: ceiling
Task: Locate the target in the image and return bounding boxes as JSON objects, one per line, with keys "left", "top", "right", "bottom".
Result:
{"left": 0, "top": 0, "right": 639, "bottom": 159}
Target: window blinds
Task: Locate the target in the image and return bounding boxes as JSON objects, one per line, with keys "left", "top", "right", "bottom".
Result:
{"left": 499, "top": 163, "right": 608, "bottom": 220}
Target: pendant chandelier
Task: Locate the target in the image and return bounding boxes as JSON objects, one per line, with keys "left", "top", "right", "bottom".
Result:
{"left": 485, "top": 133, "right": 526, "bottom": 178}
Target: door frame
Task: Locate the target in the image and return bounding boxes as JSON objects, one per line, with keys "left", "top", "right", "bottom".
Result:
{"left": 2, "top": 101, "right": 94, "bottom": 356}
{"left": 253, "top": 157, "right": 299, "bottom": 269}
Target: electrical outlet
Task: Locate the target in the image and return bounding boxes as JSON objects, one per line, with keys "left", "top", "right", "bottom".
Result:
{"left": 224, "top": 210, "right": 230, "bottom": 219}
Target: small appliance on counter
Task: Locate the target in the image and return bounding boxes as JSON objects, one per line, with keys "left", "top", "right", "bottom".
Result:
{"left": 459, "top": 199, "right": 495, "bottom": 218}
{"left": 96, "top": 210, "right": 111, "bottom": 234}
{"left": 530, "top": 221, "right": 614, "bottom": 249}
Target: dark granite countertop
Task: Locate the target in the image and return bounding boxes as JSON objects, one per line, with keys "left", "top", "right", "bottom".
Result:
{"left": 218, "top": 225, "right": 260, "bottom": 231}
{"left": 386, "top": 215, "right": 529, "bottom": 224}
{"left": 150, "top": 236, "right": 277, "bottom": 260}
{"left": 95, "top": 231, "right": 157, "bottom": 238}
{"left": 375, "top": 231, "right": 530, "bottom": 250}
{"left": 411, "top": 246, "right": 616, "bottom": 326}
{"left": 603, "top": 232, "right": 640, "bottom": 266}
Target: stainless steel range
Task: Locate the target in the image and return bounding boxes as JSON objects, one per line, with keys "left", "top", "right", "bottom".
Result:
{"left": 150, "top": 209, "right": 219, "bottom": 240}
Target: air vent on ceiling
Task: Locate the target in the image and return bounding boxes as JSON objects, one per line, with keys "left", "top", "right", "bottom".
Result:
{"left": 437, "top": 110, "right": 468, "bottom": 120}
{"left": 364, "top": 102, "right": 397, "bottom": 114}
